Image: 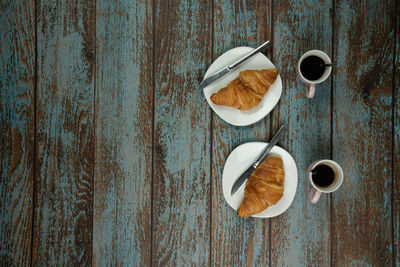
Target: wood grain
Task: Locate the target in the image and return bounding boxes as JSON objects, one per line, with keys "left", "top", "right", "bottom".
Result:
{"left": 394, "top": 1, "right": 400, "bottom": 265}
{"left": 211, "top": 1, "right": 272, "bottom": 266}
{"left": 153, "top": 0, "right": 212, "bottom": 265}
{"left": 332, "top": 0, "right": 395, "bottom": 265}
{"left": 93, "top": 0, "right": 153, "bottom": 265}
{"left": 271, "top": 0, "right": 332, "bottom": 266}
{"left": 0, "top": 0, "right": 398, "bottom": 264}
{"left": 0, "top": 1, "right": 35, "bottom": 265}
{"left": 32, "top": 0, "right": 95, "bottom": 265}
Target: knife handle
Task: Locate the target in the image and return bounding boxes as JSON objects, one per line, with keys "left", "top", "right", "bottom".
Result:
{"left": 228, "top": 41, "right": 272, "bottom": 70}
{"left": 254, "top": 125, "right": 286, "bottom": 167}
{"left": 231, "top": 164, "right": 256, "bottom": 196}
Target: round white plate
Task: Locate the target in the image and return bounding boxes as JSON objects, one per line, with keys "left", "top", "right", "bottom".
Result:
{"left": 203, "top": 47, "right": 282, "bottom": 126}
{"left": 222, "top": 142, "right": 298, "bottom": 218}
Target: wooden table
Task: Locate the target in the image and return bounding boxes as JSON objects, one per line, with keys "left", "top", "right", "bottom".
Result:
{"left": 1, "top": 0, "right": 399, "bottom": 266}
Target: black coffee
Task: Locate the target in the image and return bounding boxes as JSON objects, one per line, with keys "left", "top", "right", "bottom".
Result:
{"left": 311, "top": 164, "right": 335, "bottom": 187}
{"left": 300, "top": 55, "right": 326, "bottom": 81}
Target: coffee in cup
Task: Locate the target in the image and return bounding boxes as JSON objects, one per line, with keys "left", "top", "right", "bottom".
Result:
{"left": 307, "top": 159, "right": 344, "bottom": 204}
{"left": 296, "top": 50, "right": 332, "bottom": 98}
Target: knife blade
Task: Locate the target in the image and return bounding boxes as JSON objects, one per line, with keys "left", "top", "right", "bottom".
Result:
{"left": 199, "top": 40, "right": 272, "bottom": 91}
{"left": 230, "top": 125, "right": 287, "bottom": 196}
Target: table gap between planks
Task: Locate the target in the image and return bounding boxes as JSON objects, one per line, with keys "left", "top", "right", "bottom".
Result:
{"left": 0, "top": 0, "right": 399, "bottom": 266}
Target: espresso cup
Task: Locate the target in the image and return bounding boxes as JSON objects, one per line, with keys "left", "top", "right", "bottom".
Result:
{"left": 307, "top": 159, "right": 343, "bottom": 204}
{"left": 296, "top": 50, "right": 332, "bottom": 98}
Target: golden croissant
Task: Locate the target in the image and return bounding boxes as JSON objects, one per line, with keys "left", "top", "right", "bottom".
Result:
{"left": 237, "top": 156, "right": 285, "bottom": 217}
{"left": 210, "top": 69, "right": 278, "bottom": 111}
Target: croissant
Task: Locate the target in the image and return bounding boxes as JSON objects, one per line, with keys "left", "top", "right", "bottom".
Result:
{"left": 210, "top": 69, "right": 278, "bottom": 111}
{"left": 237, "top": 156, "right": 285, "bottom": 217}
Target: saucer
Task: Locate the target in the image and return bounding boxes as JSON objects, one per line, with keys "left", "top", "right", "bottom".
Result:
{"left": 222, "top": 142, "right": 298, "bottom": 218}
{"left": 202, "top": 46, "right": 282, "bottom": 126}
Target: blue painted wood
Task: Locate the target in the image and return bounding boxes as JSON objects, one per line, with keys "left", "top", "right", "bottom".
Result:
{"left": 0, "top": 1, "right": 35, "bottom": 265}
{"left": 0, "top": 0, "right": 398, "bottom": 264}
{"left": 93, "top": 0, "right": 153, "bottom": 265}
{"left": 271, "top": 0, "right": 332, "bottom": 266}
{"left": 211, "top": 1, "right": 272, "bottom": 266}
{"left": 394, "top": 2, "right": 400, "bottom": 265}
{"left": 33, "top": 0, "right": 95, "bottom": 265}
{"left": 152, "top": 0, "right": 212, "bottom": 265}
{"left": 332, "top": 0, "right": 395, "bottom": 265}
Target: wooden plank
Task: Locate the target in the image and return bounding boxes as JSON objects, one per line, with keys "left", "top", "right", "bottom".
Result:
{"left": 0, "top": 1, "right": 35, "bottom": 265}
{"left": 394, "top": 1, "right": 400, "bottom": 265}
{"left": 32, "top": 0, "right": 95, "bottom": 265}
{"left": 93, "top": 0, "right": 153, "bottom": 265}
{"left": 271, "top": 0, "right": 332, "bottom": 266}
{"left": 332, "top": 0, "right": 395, "bottom": 265}
{"left": 153, "top": 0, "right": 212, "bottom": 265}
{"left": 211, "top": 1, "right": 272, "bottom": 266}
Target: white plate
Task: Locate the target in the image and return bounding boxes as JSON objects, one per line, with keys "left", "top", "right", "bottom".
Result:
{"left": 203, "top": 47, "right": 282, "bottom": 126}
{"left": 222, "top": 142, "right": 298, "bottom": 218}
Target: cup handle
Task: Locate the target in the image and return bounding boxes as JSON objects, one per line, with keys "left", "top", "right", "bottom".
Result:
{"left": 306, "top": 83, "right": 315, "bottom": 98}
{"left": 310, "top": 187, "right": 321, "bottom": 204}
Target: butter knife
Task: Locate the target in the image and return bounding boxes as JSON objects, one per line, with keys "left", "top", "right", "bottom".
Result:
{"left": 231, "top": 125, "right": 287, "bottom": 196}
{"left": 199, "top": 40, "right": 272, "bottom": 90}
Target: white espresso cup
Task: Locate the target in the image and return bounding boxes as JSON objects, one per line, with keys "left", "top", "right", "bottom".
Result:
{"left": 296, "top": 50, "right": 332, "bottom": 98}
{"left": 307, "top": 159, "right": 344, "bottom": 204}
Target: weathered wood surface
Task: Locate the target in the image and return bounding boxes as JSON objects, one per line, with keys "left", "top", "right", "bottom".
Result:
{"left": 32, "top": 0, "right": 95, "bottom": 265}
{"left": 0, "top": 0, "right": 399, "bottom": 265}
{"left": 211, "top": 1, "right": 272, "bottom": 266}
{"left": 93, "top": 0, "right": 153, "bottom": 265}
{"left": 332, "top": 0, "right": 395, "bottom": 266}
{"left": 271, "top": 0, "right": 332, "bottom": 266}
{"left": 0, "top": 1, "right": 35, "bottom": 265}
{"left": 152, "top": 0, "right": 212, "bottom": 265}
{"left": 394, "top": 2, "right": 400, "bottom": 266}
